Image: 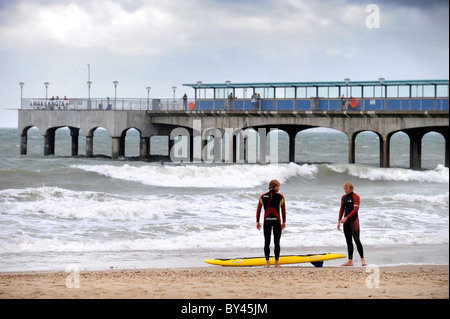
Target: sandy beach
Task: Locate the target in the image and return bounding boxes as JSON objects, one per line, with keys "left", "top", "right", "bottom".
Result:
{"left": 0, "top": 265, "right": 447, "bottom": 300}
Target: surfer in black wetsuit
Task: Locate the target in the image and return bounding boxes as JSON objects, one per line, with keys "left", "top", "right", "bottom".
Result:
{"left": 256, "top": 180, "right": 286, "bottom": 268}
{"left": 337, "top": 182, "right": 366, "bottom": 266}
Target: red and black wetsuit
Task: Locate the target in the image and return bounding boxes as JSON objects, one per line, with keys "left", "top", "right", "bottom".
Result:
{"left": 339, "top": 192, "right": 364, "bottom": 260}
{"left": 256, "top": 189, "right": 286, "bottom": 261}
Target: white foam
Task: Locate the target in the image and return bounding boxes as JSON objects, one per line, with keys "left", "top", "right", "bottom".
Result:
{"left": 0, "top": 186, "right": 210, "bottom": 221}
{"left": 327, "top": 163, "right": 449, "bottom": 183}
{"left": 377, "top": 192, "right": 449, "bottom": 207}
{"left": 1, "top": 223, "right": 447, "bottom": 255}
{"left": 71, "top": 163, "right": 318, "bottom": 188}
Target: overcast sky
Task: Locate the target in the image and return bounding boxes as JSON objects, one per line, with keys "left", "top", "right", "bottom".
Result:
{"left": 0, "top": 0, "right": 448, "bottom": 128}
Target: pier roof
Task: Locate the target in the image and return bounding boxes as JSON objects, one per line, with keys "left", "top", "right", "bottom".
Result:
{"left": 183, "top": 79, "right": 449, "bottom": 89}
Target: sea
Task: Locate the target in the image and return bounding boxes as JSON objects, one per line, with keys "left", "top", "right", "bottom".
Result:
{"left": 0, "top": 127, "right": 448, "bottom": 272}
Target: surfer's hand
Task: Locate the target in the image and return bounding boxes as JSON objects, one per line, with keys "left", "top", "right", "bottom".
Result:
{"left": 337, "top": 222, "right": 341, "bottom": 230}
{"left": 281, "top": 222, "right": 286, "bottom": 230}
{"left": 256, "top": 222, "right": 261, "bottom": 230}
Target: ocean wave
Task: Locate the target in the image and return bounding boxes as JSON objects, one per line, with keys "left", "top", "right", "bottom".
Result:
{"left": 70, "top": 163, "right": 319, "bottom": 188}
{"left": 1, "top": 229, "right": 447, "bottom": 254}
{"left": 0, "top": 186, "right": 262, "bottom": 223}
{"left": 0, "top": 186, "right": 114, "bottom": 203}
{"left": 326, "top": 163, "right": 449, "bottom": 183}
{"left": 0, "top": 186, "right": 207, "bottom": 221}
{"left": 377, "top": 192, "right": 449, "bottom": 207}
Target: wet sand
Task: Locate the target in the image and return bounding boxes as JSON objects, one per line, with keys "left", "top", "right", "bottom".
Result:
{"left": 0, "top": 265, "right": 448, "bottom": 299}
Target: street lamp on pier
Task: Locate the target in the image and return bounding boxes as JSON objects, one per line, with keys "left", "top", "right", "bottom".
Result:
{"left": 113, "top": 81, "right": 118, "bottom": 109}
{"left": 172, "top": 86, "right": 177, "bottom": 101}
{"left": 19, "top": 82, "right": 24, "bottom": 108}
{"left": 44, "top": 82, "right": 49, "bottom": 99}
{"left": 87, "top": 81, "right": 92, "bottom": 109}
{"left": 344, "top": 78, "right": 350, "bottom": 98}
{"left": 197, "top": 81, "right": 202, "bottom": 100}
{"left": 379, "top": 77, "right": 385, "bottom": 110}
{"left": 146, "top": 86, "right": 151, "bottom": 109}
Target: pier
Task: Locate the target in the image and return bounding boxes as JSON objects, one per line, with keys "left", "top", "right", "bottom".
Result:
{"left": 17, "top": 79, "right": 449, "bottom": 168}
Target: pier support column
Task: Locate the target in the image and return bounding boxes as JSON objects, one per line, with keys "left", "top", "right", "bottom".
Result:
{"left": 232, "top": 135, "right": 237, "bottom": 163}
{"left": 119, "top": 135, "right": 125, "bottom": 158}
{"left": 86, "top": 136, "right": 93, "bottom": 158}
{"left": 258, "top": 128, "right": 267, "bottom": 164}
{"left": 348, "top": 133, "right": 356, "bottom": 164}
{"left": 287, "top": 130, "right": 297, "bottom": 163}
{"left": 140, "top": 137, "right": 149, "bottom": 160}
{"left": 20, "top": 134, "right": 27, "bottom": 155}
{"left": 44, "top": 130, "right": 55, "bottom": 156}
{"left": 112, "top": 137, "right": 120, "bottom": 160}
{"left": 212, "top": 130, "right": 223, "bottom": 163}
{"left": 200, "top": 136, "right": 209, "bottom": 162}
{"left": 234, "top": 132, "right": 245, "bottom": 163}
{"left": 70, "top": 128, "right": 79, "bottom": 156}
{"left": 380, "top": 135, "right": 390, "bottom": 168}
{"left": 191, "top": 134, "right": 201, "bottom": 163}
{"left": 223, "top": 129, "right": 233, "bottom": 163}
{"left": 168, "top": 136, "right": 174, "bottom": 159}
{"left": 445, "top": 135, "right": 449, "bottom": 168}
{"left": 244, "top": 137, "right": 248, "bottom": 163}
{"left": 189, "top": 134, "right": 195, "bottom": 162}
{"left": 409, "top": 133, "right": 423, "bottom": 169}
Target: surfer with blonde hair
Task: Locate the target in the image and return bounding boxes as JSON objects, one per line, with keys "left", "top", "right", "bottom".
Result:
{"left": 338, "top": 182, "right": 366, "bottom": 266}
{"left": 256, "top": 179, "right": 286, "bottom": 268}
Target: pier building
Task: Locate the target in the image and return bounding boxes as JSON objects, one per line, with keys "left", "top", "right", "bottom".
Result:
{"left": 17, "top": 79, "right": 449, "bottom": 168}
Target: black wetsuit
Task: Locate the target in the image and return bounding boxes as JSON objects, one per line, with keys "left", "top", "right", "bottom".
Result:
{"left": 256, "top": 189, "right": 286, "bottom": 261}
{"left": 339, "top": 192, "right": 364, "bottom": 260}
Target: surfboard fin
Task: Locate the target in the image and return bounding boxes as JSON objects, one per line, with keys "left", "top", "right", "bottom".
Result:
{"left": 311, "top": 261, "right": 324, "bottom": 267}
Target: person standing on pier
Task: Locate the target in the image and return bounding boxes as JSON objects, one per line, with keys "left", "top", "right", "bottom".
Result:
{"left": 227, "top": 92, "right": 234, "bottom": 110}
{"left": 182, "top": 93, "right": 188, "bottom": 110}
{"left": 251, "top": 93, "right": 257, "bottom": 110}
{"left": 340, "top": 94, "right": 346, "bottom": 111}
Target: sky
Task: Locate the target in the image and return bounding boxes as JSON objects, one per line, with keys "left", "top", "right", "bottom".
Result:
{"left": 0, "top": 0, "right": 448, "bottom": 128}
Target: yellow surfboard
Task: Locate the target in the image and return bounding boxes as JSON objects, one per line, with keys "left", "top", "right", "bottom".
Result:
{"left": 204, "top": 253, "right": 346, "bottom": 267}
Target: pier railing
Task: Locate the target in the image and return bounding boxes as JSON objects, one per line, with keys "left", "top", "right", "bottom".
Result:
{"left": 21, "top": 98, "right": 189, "bottom": 111}
{"left": 20, "top": 97, "right": 449, "bottom": 112}
{"left": 194, "top": 97, "right": 449, "bottom": 112}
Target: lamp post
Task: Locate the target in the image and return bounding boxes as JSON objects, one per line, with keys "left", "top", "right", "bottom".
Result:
{"left": 19, "top": 82, "right": 24, "bottom": 108}
{"left": 146, "top": 86, "right": 151, "bottom": 109}
{"left": 113, "top": 81, "right": 118, "bottom": 109}
{"left": 343, "top": 78, "right": 350, "bottom": 111}
{"left": 172, "top": 86, "right": 177, "bottom": 101}
{"left": 225, "top": 80, "right": 231, "bottom": 97}
{"left": 225, "top": 80, "right": 232, "bottom": 110}
{"left": 44, "top": 82, "right": 49, "bottom": 99}
{"left": 344, "top": 78, "right": 350, "bottom": 98}
{"left": 379, "top": 77, "right": 385, "bottom": 110}
{"left": 87, "top": 81, "right": 92, "bottom": 109}
{"left": 196, "top": 81, "right": 202, "bottom": 100}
